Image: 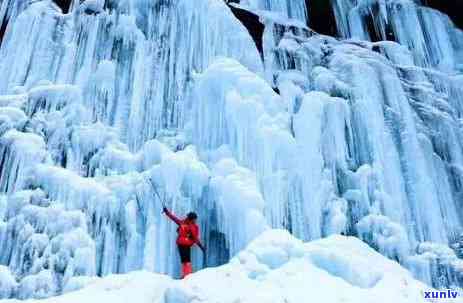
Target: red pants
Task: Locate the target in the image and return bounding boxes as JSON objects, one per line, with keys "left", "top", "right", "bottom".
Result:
{"left": 178, "top": 245, "right": 192, "bottom": 278}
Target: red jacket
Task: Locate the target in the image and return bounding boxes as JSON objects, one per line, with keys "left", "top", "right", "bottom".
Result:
{"left": 164, "top": 209, "right": 202, "bottom": 247}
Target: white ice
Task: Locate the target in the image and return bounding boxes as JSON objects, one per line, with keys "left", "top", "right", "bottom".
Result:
{"left": 0, "top": 0, "right": 462, "bottom": 299}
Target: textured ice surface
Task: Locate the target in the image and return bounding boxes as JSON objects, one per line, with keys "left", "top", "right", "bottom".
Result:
{"left": 0, "top": 0, "right": 462, "bottom": 299}
{"left": 0, "top": 231, "right": 439, "bottom": 303}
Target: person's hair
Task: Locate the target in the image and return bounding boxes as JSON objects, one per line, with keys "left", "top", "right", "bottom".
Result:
{"left": 187, "top": 212, "right": 198, "bottom": 220}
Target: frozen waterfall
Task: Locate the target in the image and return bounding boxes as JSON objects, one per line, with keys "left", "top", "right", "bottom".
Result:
{"left": 0, "top": 0, "right": 462, "bottom": 299}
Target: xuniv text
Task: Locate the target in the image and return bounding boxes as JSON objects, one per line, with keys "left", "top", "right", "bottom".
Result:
{"left": 424, "top": 289, "right": 459, "bottom": 300}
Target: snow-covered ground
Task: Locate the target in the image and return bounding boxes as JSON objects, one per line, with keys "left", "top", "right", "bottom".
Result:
{"left": 2, "top": 230, "right": 449, "bottom": 303}
{"left": 0, "top": 0, "right": 463, "bottom": 300}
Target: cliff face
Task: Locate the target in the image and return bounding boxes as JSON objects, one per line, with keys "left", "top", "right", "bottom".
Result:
{"left": 421, "top": 0, "right": 463, "bottom": 29}
{"left": 0, "top": 0, "right": 462, "bottom": 299}
{"left": 52, "top": 0, "right": 72, "bottom": 13}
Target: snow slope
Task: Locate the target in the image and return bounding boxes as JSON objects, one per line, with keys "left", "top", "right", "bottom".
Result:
{"left": 0, "top": 0, "right": 463, "bottom": 300}
{"left": 2, "top": 230, "right": 441, "bottom": 303}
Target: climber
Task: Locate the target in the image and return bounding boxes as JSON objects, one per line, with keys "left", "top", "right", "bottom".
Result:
{"left": 163, "top": 205, "right": 205, "bottom": 278}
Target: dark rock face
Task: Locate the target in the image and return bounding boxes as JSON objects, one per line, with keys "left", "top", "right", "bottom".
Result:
{"left": 362, "top": 2, "right": 396, "bottom": 42}
{"left": 306, "top": 0, "right": 338, "bottom": 37}
{"left": 227, "top": 4, "right": 265, "bottom": 59}
{"left": 0, "top": 16, "right": 7, "bottom": 46}
{"left": 422, "top": 0, "right": 463, "bottom": 29}
{"left": 52, "top": 0, "right": 72, "bottom": 14}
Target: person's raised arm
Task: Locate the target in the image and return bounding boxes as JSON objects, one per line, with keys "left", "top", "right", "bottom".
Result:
{"left": 163, "top": 206, "right": 182, "bottom": 225}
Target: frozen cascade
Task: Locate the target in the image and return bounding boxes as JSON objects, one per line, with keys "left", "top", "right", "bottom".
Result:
{"left": 232, "top": 0, "right": 463, "bottom": 289}
{"left": 0, "top": 0, "right": 262, "bottom": 149}
{"left": 0, "top": 130, "right": 48, "bottom": 193}
{"left": 0, "top": 0, "right": 462, "bottom": 299}
{"left": 330, "top": 0, "right": 463, "bottom": 71}
{"left": 0, "top": 189, "right": 95, "bottom": 299}
{"left": 237, "top": 0, "right": 308, "bottom": 23}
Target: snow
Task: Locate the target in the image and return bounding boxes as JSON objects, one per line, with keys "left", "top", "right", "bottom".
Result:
{"left": 357, "top": 214, "right": 410, "bottom": 261}
{"left": 0, "top": 189, "right": 96, "bottom": 299}
{"left": 0, "top": 94, "right": 27, "bottom": 108}
{"left": 0, "top": 130, "right": 48, "bottom": 193}
{"left": 0, "top": 265, "right": 16, "bottom": 299}
{"left": 89, "top": 139, "right": 172, "bottom": 175}
{"left": 26, "top": 84, "right": 82, "bottom": 116}
{"left": 237, "top": 0, "right": 308, "bottom": 23}
{"left": 0, "top": 0, "right": 462, "bottom": 300}
{"left": 0, "top": 230, "right": 441, "bottom": 303}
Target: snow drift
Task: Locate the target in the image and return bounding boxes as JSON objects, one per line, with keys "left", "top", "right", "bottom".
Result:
{"left": 0, "top": 0, "right": 462, "bottom": 300}
{"left": 1, "top": 230, "right": 440, "bottom": 303}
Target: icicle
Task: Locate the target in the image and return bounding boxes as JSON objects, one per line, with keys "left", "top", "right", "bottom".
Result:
{"left": 0, "top": 130, "right": 48, "bottom": 193}
{"left": 0, "top": 190, "right": 95, "bottom": 298}
{"left": 210, "top": 158, "right": 268, "bottom": 256}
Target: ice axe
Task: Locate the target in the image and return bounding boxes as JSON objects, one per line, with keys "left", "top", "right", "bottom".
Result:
{"left": 202, "top": 249, "right": 207, "bottom": 268}
{"left": 147, "top": 177, "right": 166, "bottom": 213}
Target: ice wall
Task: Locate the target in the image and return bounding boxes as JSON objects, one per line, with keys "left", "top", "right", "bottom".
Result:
{"left": 0, "top": 0, "right": 267, "bottom": 298}
{"left": 238, "top": 0, "right": 308, "bottom": 23}
{"left": 331, "top": 0, "right": 463, "bottom": 71}
{"left": 0, "top": 0, "right": 262, "bottom": 149}
{"left": 254, "top": 0, "right": 463, "bottom": 289}
{"left": 0, "top": 0, "right": 462, "bottom": 299}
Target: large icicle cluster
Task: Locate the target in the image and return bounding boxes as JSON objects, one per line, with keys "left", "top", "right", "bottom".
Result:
{"left": 0, "top": 0, "right": 268, "bottom": 298}
{"left": 331, "top": 0, "right": 463, "bottom": 71}
{"left": 0, "top": 0, "right": 462, "bottom": 299}
{"left": 245, "top": 0, "right": 463, "bottom": 289}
